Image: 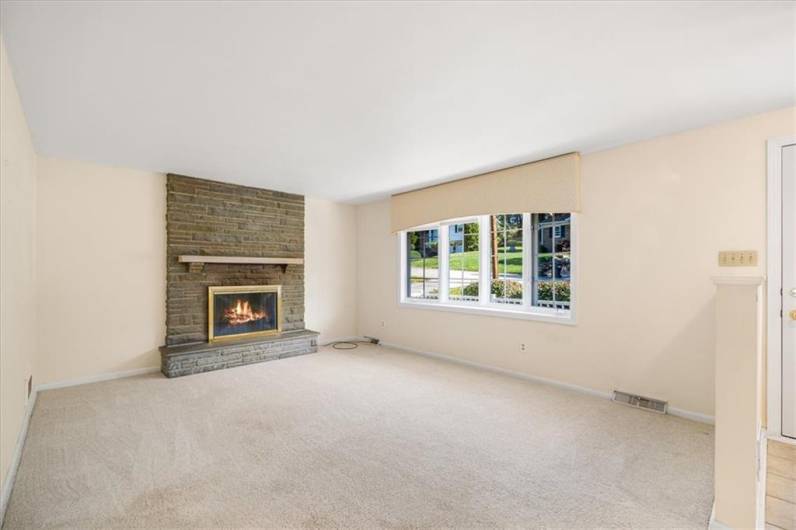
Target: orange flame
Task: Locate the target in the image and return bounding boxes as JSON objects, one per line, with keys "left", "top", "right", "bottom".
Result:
{"left": 223, "top": 299, "right": 267, "bottom": 326}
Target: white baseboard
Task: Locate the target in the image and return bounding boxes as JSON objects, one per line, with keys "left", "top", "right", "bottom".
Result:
{"left": 757, "top": 429, "right": 767, "bottom": 530}
{"left": 0, "top": 388, "right": 38, "bottom": 528}
{"left": 380, "top": 341, "right": 715, "bottom": 425}
{"left": 668, "top": 406, "right": 715, "bottom": 425}
{"left": 36, "top": 366, "right": 161, "bottom": 392}
{"left": 381, "top": 341, "right": 612, "bottom": 399}
{"left": 708, "top": 502, "right": 734, "bottom": 530}
{"left": 320, "top": 336, "right": 367, "bottom": 347}
{"left": 1, "top": 365, "right": 160, "bottom": 525}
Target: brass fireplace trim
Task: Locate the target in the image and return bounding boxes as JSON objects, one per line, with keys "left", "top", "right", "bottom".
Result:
{"left": 208, "top": 285, "right": 282, "bottom": 342}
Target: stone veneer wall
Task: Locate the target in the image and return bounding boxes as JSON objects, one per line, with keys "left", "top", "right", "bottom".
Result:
{"left": 166, "top": 174, "right": 305, "bottom": 345}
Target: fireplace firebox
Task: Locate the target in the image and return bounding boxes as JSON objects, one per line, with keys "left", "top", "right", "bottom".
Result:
{"left": 208, "top": 285, "right": 281, "bottom": 341}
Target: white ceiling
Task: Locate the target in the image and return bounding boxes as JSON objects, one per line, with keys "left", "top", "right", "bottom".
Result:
{"left": 1, "top": 1, "right": 793, "bottom": 202}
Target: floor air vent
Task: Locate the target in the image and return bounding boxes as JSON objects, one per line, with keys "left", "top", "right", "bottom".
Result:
{"left": 612, "top": 390, "right": 668, "bottom": 414}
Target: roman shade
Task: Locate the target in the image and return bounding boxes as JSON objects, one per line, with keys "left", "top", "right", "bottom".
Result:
{"left": 390, "top": 152, "right": 581, "bottom": 232}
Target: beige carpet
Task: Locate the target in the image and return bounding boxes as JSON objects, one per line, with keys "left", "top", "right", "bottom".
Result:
{"left": 3, "top": 344, "right": 713, "bottom": 529}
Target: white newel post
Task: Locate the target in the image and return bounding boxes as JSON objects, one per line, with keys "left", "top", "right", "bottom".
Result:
{"left": 712, "top": 276, "right": 765, "bottom": 530}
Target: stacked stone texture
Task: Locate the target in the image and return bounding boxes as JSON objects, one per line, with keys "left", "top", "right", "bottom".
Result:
{"left": 161, "top": 330, "right": 318, "bottom": 377}
{"left": 165, "top": 174, "right": 305, "bottom": 346}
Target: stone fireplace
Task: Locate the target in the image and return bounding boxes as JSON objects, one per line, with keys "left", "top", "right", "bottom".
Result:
{"left": 159, "top": 174, "right": 318, "bottom": 377}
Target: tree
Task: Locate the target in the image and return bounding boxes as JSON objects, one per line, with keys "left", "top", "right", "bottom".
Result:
{"left": 490, "top": 215, "right": 498, "bottom": 279}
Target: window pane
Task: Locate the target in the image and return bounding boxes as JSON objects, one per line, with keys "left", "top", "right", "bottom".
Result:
{"left": 554, "top": 254, "right": 570, "bottom": 280}
{"left": 554, "top": 213, "right": 571, "bottom": 253}
{"left": 407, "top": 231, "right": 423, "bottom": 298}
{"left": 537, "top": 281, "right": 554, "bottom": 303}
{"left": 449, "top": 222, "right": 479, "bottom": 302}
{"left": 490, "top": 214, "right": 523, "bottom": 305}
{"left": 424, "top": 230, "right": 439, "bottom": 299}
{"left": 407, "top": 229, "right": 439, "bottom": 300}
{"left": 534, "top": 213, "right": 571, "bottom": 310}
{"left": 555, "top": 281, "right": 571, "bottom": 302}
{"left": 537, "top": 255, "right": 553, "bottom": 280}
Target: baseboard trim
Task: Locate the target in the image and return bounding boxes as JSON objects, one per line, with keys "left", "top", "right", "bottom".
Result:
{"left": 320, "top": 336, "right": 367, "bottom": 347}
{"left": 36, "top": 366, "right": 161, "bottom": 392}
{"left": 0, "top": 388, "right": 38, "bottom": 528}
{"left": 381, "top": 341, "right": 613, "bottom": 399}
{"left": 668, "top": 406, "right": 715, "bottom": 425}
{"left": 380, "top": 341, "right": 714, "bottom": 425}
{"left": 708, "top": 503, "right": 734, "bottom": 530}
{"left": 2, "top": 366, "right": 161, "bottom": 524}
{"left": 757, "top": 428, "right": 767, "bottom": 530}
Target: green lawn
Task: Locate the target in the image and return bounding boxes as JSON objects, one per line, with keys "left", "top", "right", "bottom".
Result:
{"left": 411, "top": 249, "right": 534, "bottom": 274}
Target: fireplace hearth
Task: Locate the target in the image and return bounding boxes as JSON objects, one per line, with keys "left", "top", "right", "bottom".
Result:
{"left": 159, "top": 329, "right": 319, "bottom": 378}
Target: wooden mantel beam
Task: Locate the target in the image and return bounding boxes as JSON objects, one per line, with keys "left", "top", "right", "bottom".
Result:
{"left": 177, "top": 255, "right": 304, "bottom": 265}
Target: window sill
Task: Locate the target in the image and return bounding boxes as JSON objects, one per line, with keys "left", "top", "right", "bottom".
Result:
{"left": 398, "top": 299, "right": 576, "bottom": 325}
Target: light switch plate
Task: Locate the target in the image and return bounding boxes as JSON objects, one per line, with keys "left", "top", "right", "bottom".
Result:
{"left": 718, "top": 250, "right": 758, "bottom": 267}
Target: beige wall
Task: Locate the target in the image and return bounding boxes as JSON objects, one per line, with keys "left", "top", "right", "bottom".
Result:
{"left": 356, "top": 107, "right": 796, "bottom": 417}
{"left": 0, "top": 37, "right": 38, "bottom": 499}
{"left": 36, "top": 158, "right": 166, "bottom": 385}
{"left": 305, "top": 197, "right": 358, "bottom": 344}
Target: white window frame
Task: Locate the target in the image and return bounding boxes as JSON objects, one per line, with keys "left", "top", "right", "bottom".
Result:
{"left": 398, "top": 213, "right": 577, "bottom": 325}
{"left": 403, "top": 225, "right": 442, "bottom": 301}
{"left": 442, "top": 217, "right": 481, "bottom": 305}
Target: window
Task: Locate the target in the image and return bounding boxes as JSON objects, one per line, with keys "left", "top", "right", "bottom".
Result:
{"left": 406, "top": 229, "right": 439, "bottom": 300}
{"left": 400, "top": 214, "right": 574, "bottom": 322}
{"left": 534, "top": 214, "right": 570, "bottom": 309}
{"left": 448, "top": 221, "right": 479, "bottom": 302}
{"left": 490, "top": 214, "right": 523, "bottom": 305}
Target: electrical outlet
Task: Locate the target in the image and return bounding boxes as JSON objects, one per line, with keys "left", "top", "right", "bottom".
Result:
{"left": 718, "top": 250, "right": 758, "bottom": 267}
{"left": 520, "top": 343, "right": 526, "bottom": 352}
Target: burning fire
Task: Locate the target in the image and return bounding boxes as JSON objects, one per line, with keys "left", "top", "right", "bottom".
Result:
{"left": 223, "top": 299, "right": 267, "bottom": 326}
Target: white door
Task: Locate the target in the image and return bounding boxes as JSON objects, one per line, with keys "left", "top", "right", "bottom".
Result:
{"left": 783, "top": 143, "right": 796, "bottom": 439}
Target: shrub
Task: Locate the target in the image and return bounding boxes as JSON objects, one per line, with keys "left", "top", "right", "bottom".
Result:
{"left": 462, "top": 282, "right": 480, "bottom": 297}
{"left": 491, "top": 279, "right": 522, "bottom": 299}
{"left": 537, "top": 281, "right": 570, "bottom": 302}
{"left": 448, "top": 280, "right": 571, "bottom": 302}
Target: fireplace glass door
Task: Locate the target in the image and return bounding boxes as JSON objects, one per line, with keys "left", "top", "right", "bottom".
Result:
{"left": 208, "top": 285, "right": 281, "bottom": 341}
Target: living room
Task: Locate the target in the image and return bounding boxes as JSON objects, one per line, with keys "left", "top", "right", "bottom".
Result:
{"left": 1, "top": 2, "right": 794, "bottom": 529}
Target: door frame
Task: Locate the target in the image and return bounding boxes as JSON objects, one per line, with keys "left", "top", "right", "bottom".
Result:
{"left": 767, "top": 136, "right": 796, "bottom": 443}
